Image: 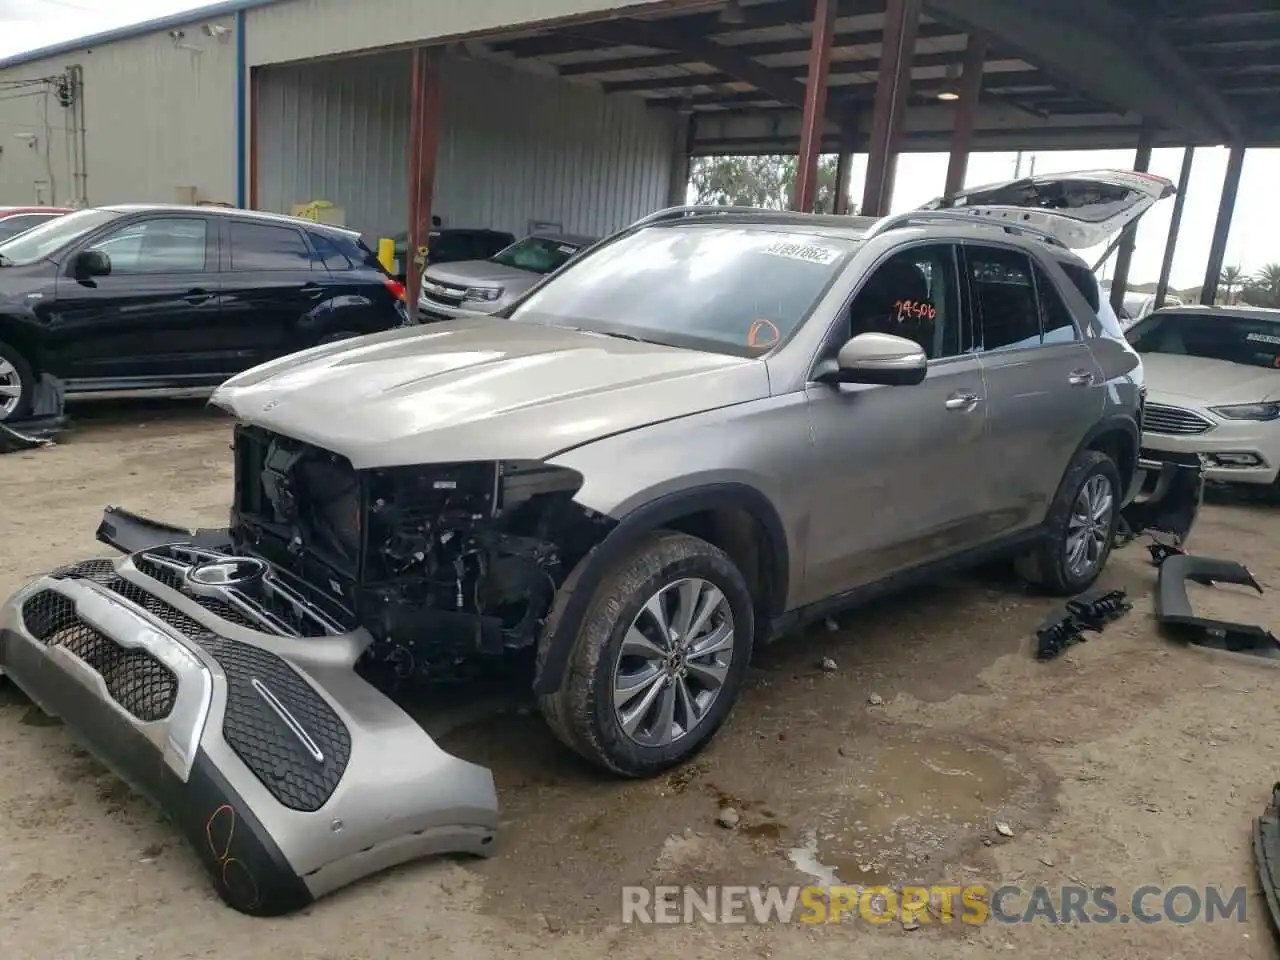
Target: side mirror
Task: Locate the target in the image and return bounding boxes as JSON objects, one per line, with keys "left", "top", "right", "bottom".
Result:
{"left": 72, "top": 249, "right": 111, "bottom": 279}
{"left": 819, "top": 332, "right": 928, "bottom": 386}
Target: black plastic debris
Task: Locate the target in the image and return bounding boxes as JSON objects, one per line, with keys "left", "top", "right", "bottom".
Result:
{"left": 1147, "top": 540, "right": 1185, "bottom": 567}
{"left": 1155, "top": 554, "right": 1279, "bottom": 659}
{"left": 1035, "top": 588, "right": 1132, "bottom": 661}
{"left": 0, "top": 374, "right": 67, "bottom": 454}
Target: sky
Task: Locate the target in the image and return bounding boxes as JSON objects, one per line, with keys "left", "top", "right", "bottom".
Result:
{"left": 2, "top": 0, "right": 1277, "bottom": 291}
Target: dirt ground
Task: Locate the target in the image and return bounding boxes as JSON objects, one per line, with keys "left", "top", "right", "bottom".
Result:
{"left": 2, "top": 400, "right": 1279, "bottom": 960}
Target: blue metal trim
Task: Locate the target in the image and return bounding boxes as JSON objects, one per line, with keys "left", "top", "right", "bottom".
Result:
{"left": 235, "top": 8, "right": 247, "bottom": 208}
{"left": 0, "top": 0, "right": 280, "bottom": 70}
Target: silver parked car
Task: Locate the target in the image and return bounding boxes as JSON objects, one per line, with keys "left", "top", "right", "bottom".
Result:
{"left": 0, "top": 170, "right": 1182, "bottom": 915}
{"left": 417, "top": 232, "right": 595, "bottom": 321}
{"left": 1127, "top": 304, "right": 1280, "bottom": 488}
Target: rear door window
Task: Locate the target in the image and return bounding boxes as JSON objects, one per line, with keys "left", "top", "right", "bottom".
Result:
{"left": 1034, "top": 264, "right": 1081, "bottom": 344}
{"left": 228, "top": 221, "right": 313, "bottom": 271}
{"left": 965, "top": 244, "right": 1042, "bottom": 351}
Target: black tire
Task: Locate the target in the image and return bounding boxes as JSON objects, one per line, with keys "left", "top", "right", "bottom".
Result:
{"left": 537, "top": 530, "right": 755, "bottom": 778}
{"left": 0, "top": 339, "right": 35, "bottom": 423}
{"left": 1015, "top": 449, "right": 1122, "bottom": 596}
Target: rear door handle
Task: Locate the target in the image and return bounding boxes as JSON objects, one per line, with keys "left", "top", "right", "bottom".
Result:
{"left": 300, "top": 281, "right": 326, "bottom": 300}
{"left": 944, "top": 392, "right": 982, "bottom": 411}
{"left": 183, "top": 288, "right": 213, "bottom": 305}
{"left": 1068, "top": 369, "right": 1096, "bottom": 386}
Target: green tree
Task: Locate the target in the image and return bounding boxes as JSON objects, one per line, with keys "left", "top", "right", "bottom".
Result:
{"left": 1218, "top": 265, "right": 1244, "bottom": 305}
{"left": 1241, "top": 264, "right": 1280, "bottom": 308}
{"left": 689, "top": 154, "right": 850, "bottom": 213}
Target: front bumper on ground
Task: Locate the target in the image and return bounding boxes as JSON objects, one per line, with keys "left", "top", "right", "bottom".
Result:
{"left": 0, "top": 533, "right": 499, "bottom": 916}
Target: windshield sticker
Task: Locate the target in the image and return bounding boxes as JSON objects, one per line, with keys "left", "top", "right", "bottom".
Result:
{"left": 748, "top": 318, "right": 781, "bottom": 348}
{"left": 1246, "top": 332, "right": 1280, "bottom": 346}
{"left": 761, "top": 239, "right": 841, "bottom": 265}
{"left": 894, "top": 300, "right": 937, "bottom": 323}
{"left": 557, "top": 245, "right": 577, "bottom": 255}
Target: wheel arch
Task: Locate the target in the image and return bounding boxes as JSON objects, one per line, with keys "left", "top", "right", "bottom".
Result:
{"left": 1078, "top": 414, "right": 1139, "bottom": 501}
{"left": 533, "top": 482, "right": 791, "bottom": 695}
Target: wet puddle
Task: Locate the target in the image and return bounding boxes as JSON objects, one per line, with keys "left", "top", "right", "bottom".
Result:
{"left": 803, "top": 736, "right": 1022, "bottom": 886}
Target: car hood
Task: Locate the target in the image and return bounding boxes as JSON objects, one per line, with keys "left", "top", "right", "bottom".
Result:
{"left": 423, "top": 260, "right": 540, "bottom": 289}
{"left": 210, "top": 318, "right": 769, "bottom": 468}
{"left": 1140, "top": 352, "right": 1280, "bottom": 406}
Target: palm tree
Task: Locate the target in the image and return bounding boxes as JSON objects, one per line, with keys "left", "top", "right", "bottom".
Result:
{"left": 1254, "top": 264, "right": 1280, "bottom": 305}
{"left": 1219, "top": 265, "right": 1244, "bottom": 305}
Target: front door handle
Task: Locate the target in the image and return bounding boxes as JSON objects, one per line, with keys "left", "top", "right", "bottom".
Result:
{"left": 183, "top": 288, "right": 213, "bottom": 305}
{"left": 1068, "top": 368, "right": 1096, "bottom": 386}
{"left": 944, "top": 392, "right": 982, "bottom": 411}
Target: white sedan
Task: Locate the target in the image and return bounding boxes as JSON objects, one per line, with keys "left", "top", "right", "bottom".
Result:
{"left": 1128, "top": 305, "right": 1280, "bottom": 488}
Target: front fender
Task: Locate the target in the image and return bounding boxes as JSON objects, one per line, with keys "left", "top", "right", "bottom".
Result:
{"left": 534, "top": 396, "right": 813, "bottom": 695}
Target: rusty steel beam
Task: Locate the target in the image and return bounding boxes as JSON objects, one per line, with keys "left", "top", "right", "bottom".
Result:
{"left": 1200, "top": 142, "right": 1247, "bottom": 306}
{"left": 581, "top": 15, "right": 858, "bottom": 135}
{"left": 943, "top": 33, "right": 987, "bottom": 196}
{"left": 793, "top": 0, "right": 839, "bottom": 212}
{"left": 1154, "top": 146, "right": 1195, "bottom": 311}
{"left": 602, "top": 58, "right": 1042, "bottom": 95}
{"left": 1108, "top": 124, "right": 1155, "bottom": 315}
{"left": 558, "top": 22, "right": 963, "bottom": 76}
{"left": 406, "top": 47, "right": 442, "bottom": 312}
{"left": 862, "top": 0, "right": 922, "bottom": 216}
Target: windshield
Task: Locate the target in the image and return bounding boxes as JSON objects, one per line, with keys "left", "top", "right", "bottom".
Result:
{"left": 507, "top": 224, "right": 856, "bottom": 357}
{"left": 0, "top": 208, "right": 123, "bottom": 266}
{"left": 1127, "top": 310, "right": 1280, "bottom": 370}
{"left": 491, "top": 235, "right": 584, "bottom": 275}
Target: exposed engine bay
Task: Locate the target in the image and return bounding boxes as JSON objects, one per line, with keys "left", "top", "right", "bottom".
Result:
{"left": 228, "top": 425, "right": 611, "bottom": 681}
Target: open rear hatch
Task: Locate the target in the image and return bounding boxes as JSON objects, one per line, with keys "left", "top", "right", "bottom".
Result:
{"left": 921, "top": 169, "right": 1176, "bottom": 250}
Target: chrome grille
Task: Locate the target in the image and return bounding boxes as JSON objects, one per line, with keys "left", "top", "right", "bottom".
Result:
{"left": 134, "top": 545, "right": 348, "bottom": 638}
{"left": 1142, "top": 402, "right": 1214, "bottom": 436}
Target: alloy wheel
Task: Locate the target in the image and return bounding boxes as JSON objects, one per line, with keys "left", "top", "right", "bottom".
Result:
{"left": 0, "top": 356, "right": 24, "bottom": 419}
{"left": 612, "top": 577, "right": 736, "bottom": 748}
{"left": 1065, "top": 473, "right": 1114, "bottom": 579}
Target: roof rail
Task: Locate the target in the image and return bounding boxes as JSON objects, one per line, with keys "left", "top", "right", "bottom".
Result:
{"left": 627, "top": 205, "right": 877, "bottom": 231}
{"left": 862, "top": 209, "right": 1069, "bottom": 248}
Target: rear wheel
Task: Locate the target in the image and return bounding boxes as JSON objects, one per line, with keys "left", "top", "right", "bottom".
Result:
{"left": 0, "top": 339, "right": 35, "bottom": 423}
{"left": 1016, "top": 449, "right": 1121, "bottom": 596}
{"left": 538, "top": 531, "right": 754, "bottom": 778}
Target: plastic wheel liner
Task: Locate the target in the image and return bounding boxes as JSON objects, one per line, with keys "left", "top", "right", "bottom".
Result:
{"left": 1254, "top": 785, "right": 1280, "bottom": 943}
{"left": 0, "top": 507, "right": 499, "bottom": 916}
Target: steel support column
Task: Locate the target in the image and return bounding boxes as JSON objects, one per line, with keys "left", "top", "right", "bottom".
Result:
{"left": 406, "top": 47, "right": 443, "bottom": 311}
{"left": 834, "top": 149, "right": 853, "bottom": 214}
{"left": 943, "top": 33, "right": 987, "bottom": 197}
{"left": 1201, "top": 143, "right": 1246, "bottom": 307}
{"left": 1154, "top": 146, "right": 1195, "bottom": 312}
{"left": 861, "top": 0, "right": 921, "bottom": 217}
{"left": 792, "top": 0, "right": 837, "bottom": 213}
{"left": 1108, "top": 124, "right": 1154, "bottom": 315}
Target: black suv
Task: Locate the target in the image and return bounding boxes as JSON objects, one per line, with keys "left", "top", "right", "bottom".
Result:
{"left": 0, "top": 204, "right": 409, "bottom": 422}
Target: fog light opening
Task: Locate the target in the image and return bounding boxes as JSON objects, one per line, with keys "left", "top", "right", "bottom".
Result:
{"left": 1207, "top": 453, "right": 1263, "bottom": 468}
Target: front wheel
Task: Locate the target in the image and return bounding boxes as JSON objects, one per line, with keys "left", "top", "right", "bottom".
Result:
{"left": 0, "top": 339, "right": 35, "bottom": 423}
{"left": 538, "top": 531, "right": 755, "bottom": 777}
{"left": 1016, "top": 449, "right": 1121, "bottom": 596}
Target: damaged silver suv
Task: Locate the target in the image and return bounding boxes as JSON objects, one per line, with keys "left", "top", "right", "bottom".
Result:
{"left": 1, "top": 170, "right": 1186, "bottom": 915}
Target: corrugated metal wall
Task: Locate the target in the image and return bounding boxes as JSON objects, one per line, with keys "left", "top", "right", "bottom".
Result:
{"left": 245, "top": 0, "right": 670, "bottom": 68}
{"left": 256, "top": 52, "right": 680, "bottom": 241}
{"left": 0, "top": 16, "right": 240, "bottom": 206}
